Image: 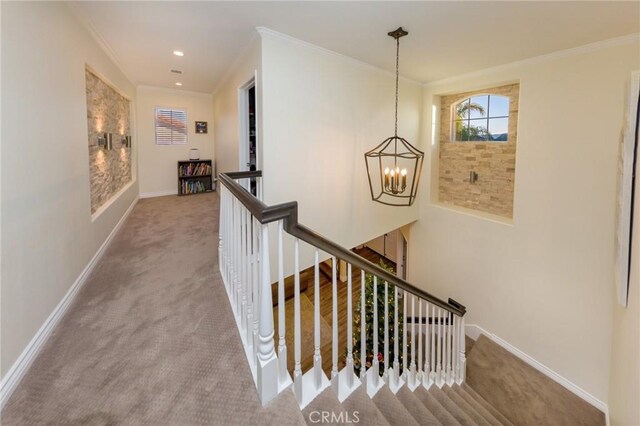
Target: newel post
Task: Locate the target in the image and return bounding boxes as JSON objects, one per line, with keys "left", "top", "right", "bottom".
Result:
{"left": 256, "top": 223, "right": 279, "bottom": 405}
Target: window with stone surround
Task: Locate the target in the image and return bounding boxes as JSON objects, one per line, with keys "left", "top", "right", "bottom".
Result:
{"left": 438, "top": 83, "right": 519, "bottom": 219}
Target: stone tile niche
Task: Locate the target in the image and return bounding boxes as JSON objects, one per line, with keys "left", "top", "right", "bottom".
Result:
{"left": 85, "top": 69, "right": 132, "bottom": 214}
{"left": 438, "top": 83, "right": 519, "bottom": 218}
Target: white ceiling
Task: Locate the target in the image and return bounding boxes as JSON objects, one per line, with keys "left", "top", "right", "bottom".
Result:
{"left": 73, "top": 1, "right": 640, "bottom": 93}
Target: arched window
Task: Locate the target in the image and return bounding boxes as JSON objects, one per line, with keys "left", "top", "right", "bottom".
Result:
{"left": 453, "top": 94, "right": 509, "bottom": 142}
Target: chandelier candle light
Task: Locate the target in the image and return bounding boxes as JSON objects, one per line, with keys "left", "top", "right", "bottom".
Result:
{"left": 365, "top": 27, "right": 424, "bottom": 206}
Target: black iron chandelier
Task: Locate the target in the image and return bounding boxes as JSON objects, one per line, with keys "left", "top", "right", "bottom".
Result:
{"left": 365, "top": 27, "right": 424, "bottom": 207}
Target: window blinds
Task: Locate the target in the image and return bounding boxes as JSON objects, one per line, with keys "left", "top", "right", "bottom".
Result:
{"left": 155, "top": 108, "right": 187, "bottom": 145}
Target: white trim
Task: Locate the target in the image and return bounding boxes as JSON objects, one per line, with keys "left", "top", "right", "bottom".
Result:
{"left": 212, "top": 32, "right": 260, "bottom": 97}
{"left": 66, "top": 3, "right": 136, "bottom": 85}
{"left": 0, "top": 196, "right": 139, "bottom": 409}
{"left": 425, "top": 33, "right": 640, "bottom": 88}
{"left": 255, "top": 27, "right": 422, "bottom": 87}
{"left": 139, "top": 189, "right": 178, "bottom": 199}
{"left": 465, "top": 324, "right": 609, "bottom": 418}
{"left": 91, "top": 180, "right": 135, "bottom": 222}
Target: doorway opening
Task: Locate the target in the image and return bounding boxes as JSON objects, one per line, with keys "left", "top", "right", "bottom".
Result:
{"left": 239, "top": 78, "right": 257, "bottom": 196}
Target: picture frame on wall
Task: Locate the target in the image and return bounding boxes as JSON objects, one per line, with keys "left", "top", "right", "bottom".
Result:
{"left": 195, "top": 121, "right": 208, "bottom": 134}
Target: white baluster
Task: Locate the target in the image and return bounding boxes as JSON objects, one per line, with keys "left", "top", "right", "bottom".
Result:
{"left": 446, "top": 312, "right": 452, "bottom": 385}
{"left": 332, "top": 257, "right": 338, "bottom": 382}
{"left": 451, "top": 314, "right": 458, "bottom": 385}
{"left": 402, "top": 291, "right": 407, "bottom": 381}
{"left": 360, "top": 270, "right": 366, "bottom": 382}
{"left": 407, "top": 294, "right": 417, "bottom": 390}
{"left": 365, "top": 273, "right": 383, "bottom": 397}
{"left": 373, "top": 276, "right": 379, "bottom": 384}
{"left": 293, "top": 239, "right": 303, "bottom": 404}
{"left": 436, "top": 308, "right": 443, "bottom": 387}
{"left": 256, "top": 223, "right": 278, "bottom": 405}
{"left": 245, "top": 211, "right": 254, "bottom": 348}
{"left": 218, "top": 186, "right": 224, "bottom": 278}
{"left": 252, "top": 217, "right": 260, "bottom": 364}
{"left": 458, "top": 316, "right": 466, "bottom": 384}
{"left": 240, "top": 205, "right": 247, "bottom": 336}
{"left": 389, "top": 285, "right": 404, "bottom": 394}
{"left": 346, "top": 264, "right": 355, "bottom": 387}
{"left": 235, "top": 198, "right": 242, "bottom": 317}
{"left": 277, "top": 221, "right": 288, "bottom": 387}
{"left": 313, "top": 250, "right": 322, "bottom": 388}
{"left": 383, "top": 281, "right": 389, "bottom": 381}
{"left": 231, "top": 197, "right": 237, "bottom": 312}
{"left": 430, "top": 304, "right": 436, "bottom": 385}
{"left": 424, "top": 302, "right": 432, "bottom": 389}
{"left": 418, "top": 298, "right": 423, "bottom": 384}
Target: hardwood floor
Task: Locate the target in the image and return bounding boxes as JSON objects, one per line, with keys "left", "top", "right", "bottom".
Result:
{"left": 273, "top": 247, "right": 395, "bottom": 378}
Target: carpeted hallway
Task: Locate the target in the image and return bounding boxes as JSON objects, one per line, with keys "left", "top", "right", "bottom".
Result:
{"left": 1, "top": 192, "right": 605, "bottom": 425}
{"left": 1, "top": 193, "right": 305, "bottom": 425}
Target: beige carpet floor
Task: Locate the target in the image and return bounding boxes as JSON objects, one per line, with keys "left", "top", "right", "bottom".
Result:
{"left": 466, "top": 334, "right": 605, "bottom": 426}
{"left": 1, "top": 193, "right": 305, "bottom": 425}
{"left": 1, "top": 192, "right": 607, "bottom": 426}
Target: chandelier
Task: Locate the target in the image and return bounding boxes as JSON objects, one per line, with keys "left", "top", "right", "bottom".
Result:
{"left": 365, "top": 27, "right": 424, "bottom": 206}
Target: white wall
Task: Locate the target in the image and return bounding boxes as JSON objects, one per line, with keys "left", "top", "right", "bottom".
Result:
{"left": 1, "top": 2, "right": 138, "bottom": 378}
{"left": 137, "top": 86, "right": 214, "bottom": 196}
{"left": 608, "top": 84, "right": 640, "bottom": 425}
{"left": 213, "top": 36, "right": 262, "bottom": 175}
{"left": 260, "top": 30, "right": 422, "bottom": 270}
{"left": 410, "top": 38, "right": 640, "bottom": 405}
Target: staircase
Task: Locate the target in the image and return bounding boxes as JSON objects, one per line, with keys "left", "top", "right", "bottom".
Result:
{"left": 218, "top": 171, "right": 474, "bottom": 418}
{"left": 302, "top": 381, "right": 514, "bottom": 425}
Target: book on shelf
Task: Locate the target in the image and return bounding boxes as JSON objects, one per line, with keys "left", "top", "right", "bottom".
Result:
{"left": 179, "top": 162, "right": 212, "bottom": 177}
{"left": 181, "top": 179, "right": 208, "bottom": 195}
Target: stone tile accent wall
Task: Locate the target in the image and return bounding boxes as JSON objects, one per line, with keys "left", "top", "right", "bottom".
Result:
{"left": 438, "top": 83, "right": 519, "bottom": 218}
{"left": 86, "top": 69, "right": 132, "bottom": 214}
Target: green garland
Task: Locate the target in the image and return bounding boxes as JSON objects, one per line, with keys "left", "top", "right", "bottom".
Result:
{"left": 351, "top": 261, "right": 405, "bottom": 376}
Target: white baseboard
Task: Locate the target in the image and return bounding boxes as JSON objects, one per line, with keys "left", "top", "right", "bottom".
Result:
{"left": 139, "top": 189, "right": 177, "bottom": 199}
{"left": 465, "top": 324, "right": 609, "bottom": 420}
{"left": 0, "top": 196, "right": 139, "bottom": 409}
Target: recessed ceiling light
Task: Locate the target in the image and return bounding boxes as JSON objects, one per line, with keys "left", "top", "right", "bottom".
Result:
{"left": 173, "top": 50, "right": 184, "bottom": 57}
{"left": 175, "top": 82, "right": 182, "bottom": 86}
{"left": 171, "top": 69, "right": 182, "bottom": 74}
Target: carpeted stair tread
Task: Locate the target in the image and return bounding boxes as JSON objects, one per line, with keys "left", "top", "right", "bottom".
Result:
{"left": 395, "top": 386, "right": 443, "bottom": 426}
{"left": 342, "top": 386, "right": 390, "bottom": 426}
{"left": 461, "top": 384, "right": 514, "bottom": 426}
{"left": 372, "top": 385, "right": 420, "bottom": 426}
{"left": 444, "top": 385, "right": 493, "bottom": 426}
{"left": 302, "top": 387, "right": 344, "bottom": 425}
{"left": 428, "top": 386, "right": 477, "bottom": 426}
{"left": 466, "top": 335, "right": 605, "bottom": 426}
{"left": 414, "top": 387, "right": 462, "bottom": 426}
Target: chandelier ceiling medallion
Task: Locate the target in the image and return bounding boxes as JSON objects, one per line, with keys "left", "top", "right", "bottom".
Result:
{"left": 365, "top": 27, "right": 424, "bottom": 207}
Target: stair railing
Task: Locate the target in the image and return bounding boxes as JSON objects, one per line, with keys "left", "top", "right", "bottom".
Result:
{"left": 218, "top": 171, "right": 467, "bottom": 408}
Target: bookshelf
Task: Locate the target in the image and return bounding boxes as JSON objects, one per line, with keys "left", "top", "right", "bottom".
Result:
{"left": 177, "top": 160, "right": 214, "bottom": 196}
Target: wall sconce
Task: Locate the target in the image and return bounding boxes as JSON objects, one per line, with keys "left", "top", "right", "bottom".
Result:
{"left": 97, "top": 133, "right": 107, "bottom": 149}
{"left": 121, "top": 135, "right": 132, "bottom": 148}
{"left": 106, "top": 133, "right": 113, "bottom": 150}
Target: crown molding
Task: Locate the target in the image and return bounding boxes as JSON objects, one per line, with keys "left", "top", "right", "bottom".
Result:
{"left": 256, "top": 26, "right": 423, "bottom": 87}
{"left": 424, "top": 32, "right": 640, "bottom": 89}
{"left": 211, "top": 31, "right": 260, "bottom": 96}
{"left": 66, "top": 3, "right": 137, "bottom": 86}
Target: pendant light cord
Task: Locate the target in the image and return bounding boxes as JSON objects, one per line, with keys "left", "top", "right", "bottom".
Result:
{"left": 394, "top": 37, "right": 399, "bottom": 138}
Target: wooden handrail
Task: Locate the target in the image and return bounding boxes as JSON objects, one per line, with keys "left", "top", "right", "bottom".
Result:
{"left": 218, "top": 171, "right": 466, "bottom": 317}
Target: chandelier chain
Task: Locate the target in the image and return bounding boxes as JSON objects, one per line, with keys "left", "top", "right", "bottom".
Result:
{"left": 394, "top": 37, "right": 399, "bottom": 137}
